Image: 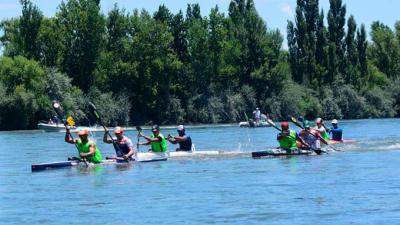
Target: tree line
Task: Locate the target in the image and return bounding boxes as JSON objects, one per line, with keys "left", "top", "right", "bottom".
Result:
{"left": 0, "top": 0, "right": 399, "bottom": 130}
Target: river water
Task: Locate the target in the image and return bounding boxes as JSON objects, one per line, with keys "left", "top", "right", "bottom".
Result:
{"left": 1, "top": 119, "right": 400, "bottom": 224}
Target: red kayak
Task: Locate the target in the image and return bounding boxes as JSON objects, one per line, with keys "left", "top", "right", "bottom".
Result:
{"left": 329, "top": 140, "right": 357, "bottom": 145}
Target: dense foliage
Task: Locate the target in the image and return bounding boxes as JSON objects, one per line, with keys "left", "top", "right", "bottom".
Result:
{"left": 0, "top": 0, "right": 399, "bottom": 130}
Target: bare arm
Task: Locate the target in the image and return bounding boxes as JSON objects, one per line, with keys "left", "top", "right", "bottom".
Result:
{"left": 138, "top": 141, "right": 151, "bottom": 146}
{"left": 65, "top": 128, "right": 76, "bottom": 144}
{"left": 142, "top": 135, "right": 159, "bottom": 142}
{"left": 80, "top": 143, "right": 96, "bottom": 157}
{"left": 103, "top": 130, "right": 113, "bottom": 144}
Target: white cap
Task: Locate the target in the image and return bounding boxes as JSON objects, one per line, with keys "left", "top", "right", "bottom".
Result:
{"left": 177, "top": 125, "right": 185, "bottom": 131}
{"left": 315, "top": 118, "right": 322, "bottom": 123}
{"left": 331, "top": 119, "right": 338, "bottom": 124}
{"left": 114, "top": 126, "right": 123, "bottom": 134}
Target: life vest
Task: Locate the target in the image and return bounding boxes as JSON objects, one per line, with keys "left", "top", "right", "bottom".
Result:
{"left": 76, "top": 139, "right": 102, "bottom": 163}
{"left": 114, "top": 136, "right": 133, "bottom": 156}
{"left": 314, "top": 126, "right": 330, "bottom": 142}
{"left": 278, "top": 130, "right": 297, "bottom": 149}
{"left": 301, "top": 129, "right": 321, "bottom": 150}
{"left": 150, "top": 133, "right": 167, "bottom": 152}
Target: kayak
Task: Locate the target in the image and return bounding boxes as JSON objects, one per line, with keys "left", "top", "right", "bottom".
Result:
{"left": 31, "top": 159, "right": 125, "bottom": 172}
{"left": 32, "top": 153, "right": 168, "bottom": 172}
{"left": 329, "top": 139, "right": 357, "bottom": 145}
{"left": 252, "top": 148, "right": 315, "bottom": 158}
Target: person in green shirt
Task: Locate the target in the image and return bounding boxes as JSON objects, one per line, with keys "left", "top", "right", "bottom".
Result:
{"left": 65, "top": 127, "right": 103, "bottom": 163}
{"left": 277, "top": 122, "right": 308, "bottom": 154}
{"left": 137, "top": 125, "right": 167, "bottom": 152}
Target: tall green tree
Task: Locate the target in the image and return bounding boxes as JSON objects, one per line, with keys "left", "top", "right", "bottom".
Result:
{"left": 56, "top": 0, "right": 105, "bottom": 92}
{"left": 327, "top": 0, "right": 346, "bottom": 82}
{"left": 344, "top": 15, "right": 359, "bottom": 86}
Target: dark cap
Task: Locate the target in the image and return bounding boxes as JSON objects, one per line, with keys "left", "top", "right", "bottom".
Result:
{"left": 152, "top": 124, "right": 160, "bottom": 132}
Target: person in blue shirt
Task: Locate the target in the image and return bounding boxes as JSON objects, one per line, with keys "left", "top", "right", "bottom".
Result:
{"left": 329, "top": 119, "right": 343, "bottom": 141}
{"left": 167, "top": 125, "right": 193, "bottom": 151}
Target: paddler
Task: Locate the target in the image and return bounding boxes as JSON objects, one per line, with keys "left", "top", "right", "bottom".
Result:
{"left": 299, "top": 121, "right": 328, "bottom": 154}
{"left": 329, "top": 119, "right": 343, "bottom": 141}
{"left": 167, "top": 125, "right": 193, "bottom": 151}
{"left": 137, "top": 125, "right": 167, "bottom": 152}
{"left": 314, "top": 118, "right": 330, "bottom": 142}
{"left": 65, "top": 127, "right": 103, "bottom": 163}
{"left": 277, "top": 122, "right": 308, "bottom": 154}
{"left": 103, "top": 126, "right": 136, "bottom": 160}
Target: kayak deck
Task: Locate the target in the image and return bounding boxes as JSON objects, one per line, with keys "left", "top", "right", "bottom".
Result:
{"left": 252, "top": 148, "right": 314, "bottom": 158}
{"left": 32, "top": 153, "right": 168, "bottom": 172}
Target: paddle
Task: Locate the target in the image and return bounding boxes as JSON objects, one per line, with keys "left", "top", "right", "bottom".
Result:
{"left": 136, "top": 126, "right": 142, "bottom": 152}
{"left": 265, "top": 118, "right": 283, "bottom": 132}
{"left": 52, "top": 101, "right": 87, "bottom": 163}
{"left": 88, "top": 102, "right": 124, "bottom": 158}
{"left": 289, "top": 116, "right": 340, "bottom": 152}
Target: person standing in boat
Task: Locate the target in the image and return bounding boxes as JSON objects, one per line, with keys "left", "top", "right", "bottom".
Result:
{"left": 167, "top": 125, "right": 192, "bottom": 151}
{"left": 329, "top": 119, "right": 343, "bottom": 141}
{"left": 299, "top": 121, "right": 328, "bottom": 154}
{"left": 65, "top": 127, "right": 103, "bottom": 163}
{"left": 103, "top": 126, "right": 136, "bottom": 160}
{"left": 138, "top": 125, "right": 167, "bottom": 152}
{"left": 314, "top": 118, "right": 330, "bottom": 142}
{"left": 277, "top": 122, "right": 308, "bottom": 154}
{"left": 253, "top": 108, "right": 261, "bottom": 124}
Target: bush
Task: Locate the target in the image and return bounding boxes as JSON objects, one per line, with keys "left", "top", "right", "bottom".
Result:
{"left": 86, "top": 88, "right": 131, "bottom": 126}
{"left": 362, "top": 86, "right": 395, "bottom": 118}
{"left": 319, "top": 87, "right": 343, "bottom": 119}
{"left": 334, "top": 84, "right": 366, "bottom": 118}
{"left": 162, "top": 95, "right": 185, "bottom": 124}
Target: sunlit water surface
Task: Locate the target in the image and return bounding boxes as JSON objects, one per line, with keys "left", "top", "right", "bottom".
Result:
{"left": 1, "top": 119, "right": 400, "bottom": 224}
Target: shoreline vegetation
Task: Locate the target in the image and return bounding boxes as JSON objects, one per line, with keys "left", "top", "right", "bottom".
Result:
{"left": 0, "top": 0, "right": 399, "bottom": 131}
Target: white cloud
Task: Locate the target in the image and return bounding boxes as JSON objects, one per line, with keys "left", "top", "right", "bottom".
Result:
{"left": 281, "top": 2, "right": 293, "bottom": 17}
{"left": 0, "top": 3, "right": 18, "bottom": 10}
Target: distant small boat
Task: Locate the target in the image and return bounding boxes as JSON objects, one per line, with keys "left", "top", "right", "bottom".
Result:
{"left": 37, "top": 122, "right": 74, "bottom": 132}
{"left": 239, "top": 121, "right": 271, "bottom": 128}
{"left": 37, "top": 121, "right": 102, "bottom": 132}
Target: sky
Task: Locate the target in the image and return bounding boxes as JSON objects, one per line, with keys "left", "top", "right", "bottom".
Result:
{"left": 0, "top": 0, "right": 399, "bottom": 49}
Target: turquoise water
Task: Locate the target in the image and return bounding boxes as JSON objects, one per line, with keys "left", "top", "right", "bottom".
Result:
{"left": 1, "top": 119, "right": 400, "bottom": 224}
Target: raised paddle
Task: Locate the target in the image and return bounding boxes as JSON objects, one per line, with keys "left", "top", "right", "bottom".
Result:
{"left": 87, "top": 102, "right": 124, "bottom": 158}
{"left": 136, "top": 126, "right": 142, "bottom": 152}
{"left": 52, "top": 101, "right": 88, "bottom": 163}
{"left": 265, "top": 118, "right": 282, "bottom": 132}
{"left": 289, "top": 116, "right": 341, "bottom": 152}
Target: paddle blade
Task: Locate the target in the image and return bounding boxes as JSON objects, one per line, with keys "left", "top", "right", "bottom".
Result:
{"left": 52, "top": 101, "right": 67, "bottom": 124}
{"left": 266, "top": 119, "right": 276, "bottom": 127}
{"left": 52, "top": 101, "right": 61, "bottom": 109}
{"left": 88, "top": 102, "right": 101, "bottom": 120}
{"left": 66, "top": 116, "right": 75, "bottom": 126}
